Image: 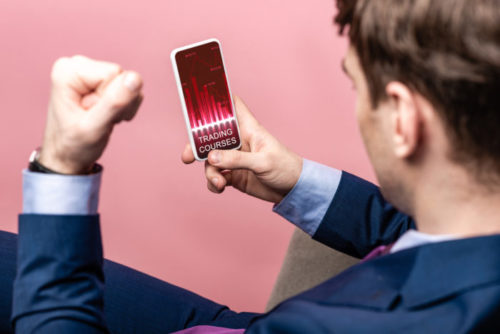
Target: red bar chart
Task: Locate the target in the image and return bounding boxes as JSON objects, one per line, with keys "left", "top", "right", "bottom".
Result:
{"left": 175, "top": 40, "right": 240, "bottom": 159}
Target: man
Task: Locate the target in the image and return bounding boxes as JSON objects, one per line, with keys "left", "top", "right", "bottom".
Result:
{"left": 4, "top": 0, "right": 500, "bottom": 332}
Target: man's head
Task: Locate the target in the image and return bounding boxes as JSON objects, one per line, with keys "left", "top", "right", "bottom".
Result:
{"left": 336, "top": 0, "right": 500, "bottom": 215}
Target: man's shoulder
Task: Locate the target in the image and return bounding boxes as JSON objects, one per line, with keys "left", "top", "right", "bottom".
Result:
{"left": 250, "top": 235, "right": 500, "bottom": 333}
{"left": 310, "top": 234, "right": 500, "bottom": 308}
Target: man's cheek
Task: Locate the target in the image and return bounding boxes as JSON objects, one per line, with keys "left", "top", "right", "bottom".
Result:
{"left": 356, "top": 108, "right": 380, "bottom": 162}
{"left": 355, "top": 102, "right": 369, "bottom": 135}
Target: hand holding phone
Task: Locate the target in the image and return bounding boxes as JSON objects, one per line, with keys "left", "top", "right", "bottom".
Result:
{"left": 182, "top": 95, "right": 303, "bottom": 204}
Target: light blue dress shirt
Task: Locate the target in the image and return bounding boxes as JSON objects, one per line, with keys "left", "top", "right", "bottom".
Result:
{"left": 22, "top": 159, "right": 342, "bottom": 237}
{"left": 23, "top": 169, "right": 102, "bottom": 215}
{"left": 272, "top": 159, "right": 342, "bottom": 235}
{"left": 22, "top": 159, "right": 455, "bottom": 256}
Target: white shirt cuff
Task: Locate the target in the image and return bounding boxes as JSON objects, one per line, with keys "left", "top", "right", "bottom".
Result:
{"left": 273, "top": 159, "right": 342, "bottom": 236}
{"left": 23, "top": 169, "right": 102, "bottom": 215}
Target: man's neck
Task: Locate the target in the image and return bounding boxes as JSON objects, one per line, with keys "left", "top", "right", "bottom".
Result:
{"left": 413, "top": 164, "right": 500, "bottom": 237}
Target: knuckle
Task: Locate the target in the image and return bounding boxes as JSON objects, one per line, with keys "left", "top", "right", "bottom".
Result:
{"left": 110, "top": 63, "right": 122, "bottom": 75}
{"left": 102, "top": 59, "right": 122, "bottom": 76}
{"left": 256, "top": 152, "right": 273, "bottom": 173}
{"left": 53, "top": 56, "right": 71, "bottom": 68}
{"left": 105, "top": 63, "right": 122, "bottom": 79}
{"left": 51, "top": 57, "right": 71, "bottom": 83}
{"left": 71, "top": 54, "right": 88, "bottom": 62}
{"left": 205, "top": 166, "right": 212, "bottom": 178}
{"left": 206, "top": 167, "right": 217, "bottom": 180}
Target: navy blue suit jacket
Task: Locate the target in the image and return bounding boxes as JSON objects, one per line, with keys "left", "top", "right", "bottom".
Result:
{"left": 247, "top": 173, "right": 500, "bottom": 333}
{"left": 12, "top": 172, "right": 500, "bottom": 333}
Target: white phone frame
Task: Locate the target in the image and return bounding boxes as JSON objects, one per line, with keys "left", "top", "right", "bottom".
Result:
{"left": 170, "top": 38, "right": 242, "bottom": 161}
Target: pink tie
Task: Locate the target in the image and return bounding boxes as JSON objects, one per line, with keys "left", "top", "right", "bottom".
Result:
{"left": 360, "top": 243, "right": 394, "bottom": 263}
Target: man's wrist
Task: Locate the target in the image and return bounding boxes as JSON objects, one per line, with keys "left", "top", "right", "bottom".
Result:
{"left": 269, "top": 153, "right": 304, "bottom": 204}
{"left": 33, "top": 147, "right": 99, "bottom": 175}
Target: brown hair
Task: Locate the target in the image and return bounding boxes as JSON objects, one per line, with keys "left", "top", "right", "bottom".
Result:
{"left": 335, "top": 0, "right": 500, "bottom": 183}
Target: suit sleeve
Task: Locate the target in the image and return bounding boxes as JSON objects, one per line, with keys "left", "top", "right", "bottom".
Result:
{"left": 312, "top": 171, "right": 416, "bottom": 258}
{"left": 246, "top": 301, "right": 339, "bottom": 334}
{"left": 11, "top": 214, "right": 107, "bottom": 333}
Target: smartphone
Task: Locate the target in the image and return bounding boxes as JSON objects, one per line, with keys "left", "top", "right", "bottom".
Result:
{"left": 171, "top": 38, "right": 242, "bottom": 161}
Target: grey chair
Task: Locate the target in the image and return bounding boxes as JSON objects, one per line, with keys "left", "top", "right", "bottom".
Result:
{"left": 266, "top": 228, "right": 359, "bottom": 311}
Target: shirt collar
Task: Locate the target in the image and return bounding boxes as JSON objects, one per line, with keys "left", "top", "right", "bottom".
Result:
{"left": 390, "top": 229, "right": 457, "bottom": 254}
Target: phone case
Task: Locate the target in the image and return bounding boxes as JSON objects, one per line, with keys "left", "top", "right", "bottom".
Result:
{"left": 171, "top": 38, "right": 242, "bottom": 161}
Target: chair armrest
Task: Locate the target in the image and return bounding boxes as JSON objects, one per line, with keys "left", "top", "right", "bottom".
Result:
{"left": 266, "top": 228, "right": 358, "bottom": 311}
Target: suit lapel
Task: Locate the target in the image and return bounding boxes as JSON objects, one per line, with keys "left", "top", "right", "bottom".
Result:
{"left": 400, "top": 235, "right": 500, "bottom": 308}
{"left": 291, "top": 235, "right": 500, "bottom": 311}
{"left": 292, "top": 248, "right": 416, "bottom": 310}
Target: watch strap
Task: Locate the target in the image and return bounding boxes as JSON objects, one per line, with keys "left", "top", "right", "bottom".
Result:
{"left": 28, "top": 148, "right": 102, "bottom": 175}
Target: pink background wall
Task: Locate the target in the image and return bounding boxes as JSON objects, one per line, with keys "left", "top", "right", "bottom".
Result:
{"left": 0, "top": 0, "right": 375, "bottom": 312}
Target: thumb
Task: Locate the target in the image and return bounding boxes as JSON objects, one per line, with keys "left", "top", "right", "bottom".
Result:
{"left": 91, "top": 71, "right": 143, "bottom": 125}
{"left": 208, "top": 149, "right": 265, "bottom": 173}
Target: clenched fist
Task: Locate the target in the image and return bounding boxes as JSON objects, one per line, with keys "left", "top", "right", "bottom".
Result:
{"left": 39, "top": 55, "right": 144, "bottom": 174}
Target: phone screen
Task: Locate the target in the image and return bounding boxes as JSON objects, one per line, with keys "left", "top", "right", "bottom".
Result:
{"left": 172, "top": 40, "right": 241, "bottom": 160}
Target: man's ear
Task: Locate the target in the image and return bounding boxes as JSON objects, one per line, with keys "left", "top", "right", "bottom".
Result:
{"left": 386, "top": 82, "right": 421, "bottom": 159}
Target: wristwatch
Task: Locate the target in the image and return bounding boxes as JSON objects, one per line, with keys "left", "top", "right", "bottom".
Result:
{"left": 28, "top": 148, "right": 102, "bottom": 174}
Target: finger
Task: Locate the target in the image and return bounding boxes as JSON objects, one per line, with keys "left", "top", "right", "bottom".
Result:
{"left": 81, "top": 92, "right": 100, "bottom": 110}
{"left": 233, "top": 95, "right": 259, "bottom": 128}
{"left": 122, "top": 93, "right": 144, "bottom": 122}
{"left": 205, "top": 161, "right": 227, "bottom": 191}
{"left": 221, "top": 170, "right": 233, "bottom": 187}
{"left": 207, "top": 179, "right": 224, "bottom": 194}
{"left": 82, "top": 80, "right": 140, "bottom": 112}
{"left": 91, "top": 71, "right": 143, "bottom": 126}
{"left": 181, "top": 143, "right": 196, "bottom": 164}
{"left": 208, "top": 149, "right": 264, "bottom": 173}
{"left": 52, "top": 55, "right": 122, "bottom": 94}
